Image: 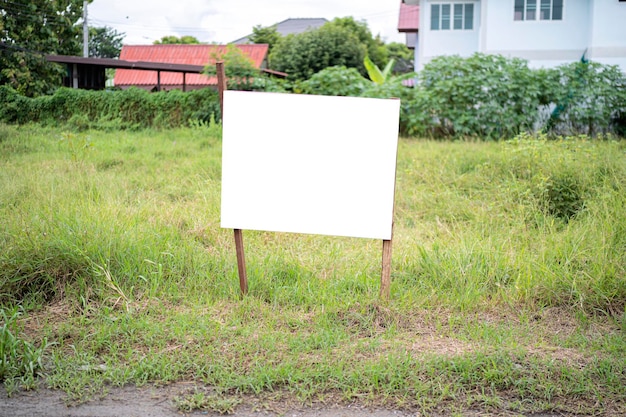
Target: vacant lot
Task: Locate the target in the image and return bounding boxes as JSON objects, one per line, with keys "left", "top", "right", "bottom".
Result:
{"left": 1, "top": 124, "right": 625, "bottom": 416}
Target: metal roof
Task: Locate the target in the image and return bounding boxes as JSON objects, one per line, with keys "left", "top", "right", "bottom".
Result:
{"left": 46, "top": 54, "right": 205, "bottom": 73}
{"left": 114, "top": 44, "right": 269, "bottom": 87}
{"left": 398, "top": 2, "right": 419, "bottom": 33}
{"left": 232, "top": 18, "right": 328, "bottom": 44}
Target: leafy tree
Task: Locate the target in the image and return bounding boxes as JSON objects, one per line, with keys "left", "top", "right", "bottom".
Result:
{"left": 324, "top": 17, "right": 388, "bottom": 70}
{"left": 269, "top": 25, "right": 366, "bottom": 82}
{"left": 154, "top": 35, "right": 200, "bottom": 45}
{"left": 0, "top": 0, "right": 85, "bottom": 96}
{"left": 385, "top": 42, "right": 412, "bottom": 62}
{"left": 385, "top": 42, "right": 414, "bottom": 73}
{"left": 89, "top": 26, "right": 124, "bottom": 58}
{"left": 248, "top": 25, "right": 281, "bottom": 54}
{"left": 204, "top": 45, "right": 259, "bottom": 90}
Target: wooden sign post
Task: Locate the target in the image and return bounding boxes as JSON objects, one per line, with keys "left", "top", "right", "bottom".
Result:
{"left": 217, "top": 61, "right": 248, "bottom": 296}
{"left": 220, "top": 88, "right": 400, "bottom": 300}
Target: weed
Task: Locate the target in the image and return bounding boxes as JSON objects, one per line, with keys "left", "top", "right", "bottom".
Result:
{"left": 174, "top": 388, "right": 241, "bottom": 414}
{"left": 58, "top": 131, "right": 93, "bottom": 163}
{"left": 0, "top": 307, "right": 51, "bottom": 396}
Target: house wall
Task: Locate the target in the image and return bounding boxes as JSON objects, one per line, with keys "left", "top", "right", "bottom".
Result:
{"left": 405, "top": 32, "right": 418, "bottom": 49}
{"left": 482, "top": 0, "right": 590, "bottom": 68}
{"left": 418, "top": 0, "right": 481, "bottom": 69}
{"left": 416, "top": 0, "right": 626, "bottom": 71}
{"left": 587, "top": 0, "right": 626, "bottom": 69}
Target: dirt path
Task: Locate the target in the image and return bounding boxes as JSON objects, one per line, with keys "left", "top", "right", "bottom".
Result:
{"left": 0, "top": 383, "right": 577, "bottom": 417}
{"left": 0, "top": 384, "right": 419, "bottom": 417}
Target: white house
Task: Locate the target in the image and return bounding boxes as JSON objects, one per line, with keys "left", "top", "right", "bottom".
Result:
{"left": 402, "top": 0, "right": 626, "bottom": 71}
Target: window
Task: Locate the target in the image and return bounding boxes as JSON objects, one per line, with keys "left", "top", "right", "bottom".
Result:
{"left": 515, "top": 0, "right": 563, "bottom": 21}
{"left": 431, "top": 3, "right": 474, "bottom": 30}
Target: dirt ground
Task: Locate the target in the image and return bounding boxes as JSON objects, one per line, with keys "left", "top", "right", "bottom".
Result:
{"left": 0, "top": 383, "right": 572, "bottom": 417}
{"left": 0, "top": 383, "right": 422, "bottom": 417}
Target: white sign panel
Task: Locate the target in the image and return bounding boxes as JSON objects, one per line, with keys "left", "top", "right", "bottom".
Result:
{"left": 220, "top": 91, "right": 400, "bottom": 240}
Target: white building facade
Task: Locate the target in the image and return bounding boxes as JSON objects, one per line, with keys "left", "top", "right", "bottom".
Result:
{"left": 408, "top": 0, "right": 626, "bottom": 71}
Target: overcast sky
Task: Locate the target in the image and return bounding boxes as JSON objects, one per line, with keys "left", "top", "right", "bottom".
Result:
{"left": 88, "top": 0, "right": 404, "bottom": 45}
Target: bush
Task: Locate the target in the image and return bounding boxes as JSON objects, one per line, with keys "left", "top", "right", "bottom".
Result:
{"left": 538, "top": 174, "right": 585, "bottom": 221}
{"left": 542, "top": 61, "right": 626, "bottom": 136}
{"left": 299, "top": 66, "right": 368, "bottom": 96}
{"left": 418, "top": 54, "right": 541, "bottom": 139}
{"left": 0, "top": 87, "right": 221, "bottom": 130}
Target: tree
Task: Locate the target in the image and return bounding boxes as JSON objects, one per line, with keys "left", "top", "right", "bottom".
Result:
{"left": 204, "top": 45, "right": 259, "bottom": 90}
{"left": 89, "top": 26, "right": 124, "bottom": 58}
{"left": 154, "top": 35, "right": 200, "bottom": 45}
{"left": 269, "top": 25, "right": 366, "bottom": 82}
{"left": 0, "top": 0, "right": 85, "bottom": 96}
{"left": 384, "top": 42, "right": 414, "bottom": 74}
{"left": 248, "top": 25, "right": 281, "bottom": 54}
{"left": 324, "top": 17, "right": 388, "bottom": 70}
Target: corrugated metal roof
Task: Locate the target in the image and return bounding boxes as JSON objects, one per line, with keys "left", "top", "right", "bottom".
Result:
{"left": 114, "top": 44, "right": 269, "bottom": 87}
{"left": 46, "top": 54, "right": 205, "bottom": 73}
{"left": 232, "top": 18, "right": 328, "bottom": 44}
{"left": 398, "top": 2, "right": 419, "bottom": 32}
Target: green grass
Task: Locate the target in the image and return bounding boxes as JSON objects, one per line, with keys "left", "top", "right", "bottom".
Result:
{"left": 1, "top": 123, "right": 625, "bottom": 415}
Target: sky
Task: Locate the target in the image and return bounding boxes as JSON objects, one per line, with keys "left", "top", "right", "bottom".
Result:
{"left": 88, "top": 0, "right": 405, "bottom": 46}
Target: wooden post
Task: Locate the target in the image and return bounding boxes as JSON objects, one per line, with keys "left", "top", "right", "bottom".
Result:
{"left": 216, "top": 61, "right": 226, "bottom": 113}
{"left": 217, "top": 61, "right": 249, "bottom": 296}
{"left": 380, "top": 99, "right": 400, "bottom": 300}
{"left": 234, "top": 229, "right": 248, "bottom": 295}
{"left": 380, "top": 238, "right": 393, "bottom": 300}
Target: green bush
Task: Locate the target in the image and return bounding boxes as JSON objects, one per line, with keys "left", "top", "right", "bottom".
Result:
{"left": 299, "top": 66, "right": 369, "bottom": 96}
{"left": 538, "top": 174, "right": 585, "bottom": 221}
{"left": 418, "top": 54, "right": 541, "bottom": 139}
{"left": 542, "top": 61, "right": 626, "bottom": 136}
{"left": 0, "top": 86, "right": 220, "bottom": 130}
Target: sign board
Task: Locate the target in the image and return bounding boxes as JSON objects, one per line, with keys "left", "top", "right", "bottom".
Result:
{"left": 220, "top": 91, "right": 400, "bottom": 240}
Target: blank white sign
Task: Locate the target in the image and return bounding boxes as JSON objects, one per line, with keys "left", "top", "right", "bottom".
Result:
{"left": 220, "top": 91, "right": 400, "bottom": 240}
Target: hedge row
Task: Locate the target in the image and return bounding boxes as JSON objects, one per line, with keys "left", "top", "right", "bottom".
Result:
{"left": 1, "top": 53, "right": 625, "bottom": 138}
{"left": 0, "top": 86, "right": 221, "bottom": 130}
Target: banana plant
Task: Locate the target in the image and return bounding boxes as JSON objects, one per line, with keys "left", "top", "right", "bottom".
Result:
{"left": 364, "top": 56, "right": 396, "bottom": 85}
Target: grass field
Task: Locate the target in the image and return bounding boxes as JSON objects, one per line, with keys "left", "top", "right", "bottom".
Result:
{"left": 1, "top": 123, "right": 625, "bottom": 415}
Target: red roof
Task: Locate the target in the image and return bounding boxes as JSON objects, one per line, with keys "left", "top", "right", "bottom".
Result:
{"left": 398, "top": 2, "right": 419, "bottom": 33}
{"left": 114, "top": 44, "right": 269, "bottom": 88}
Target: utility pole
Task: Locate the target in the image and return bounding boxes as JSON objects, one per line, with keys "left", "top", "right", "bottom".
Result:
{"left": 83, "top": 1, "right": 88, "bottom": 57}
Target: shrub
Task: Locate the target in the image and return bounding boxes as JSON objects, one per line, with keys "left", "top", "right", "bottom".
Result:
{"left": 542, "top": 61, "right": 626, "bottom": 136}
{"left": 299, "top": 66, "right": 369, "bottom": 96}
{"left": 538, "top": 174, "right": 585, "bottom": 221}
{"left": 418, "top": 53, "right": 541, "bottom": 139}
{"left": 0, "top": 87, "right": 221, "bottom": 130}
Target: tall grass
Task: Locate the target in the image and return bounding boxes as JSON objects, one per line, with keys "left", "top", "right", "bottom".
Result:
{"left": 1, "top": 123, "right": 625, "bottom": 413}
{"left": 2, "top": 125, "right": 624, "bottom": 312}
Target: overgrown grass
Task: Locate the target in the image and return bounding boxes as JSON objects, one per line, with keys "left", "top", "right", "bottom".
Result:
{"left": 0, "top": 307, "right": 51, "bottom": 395}
{"left": 1, "top": 123, "right": 625, "bottom": 414}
